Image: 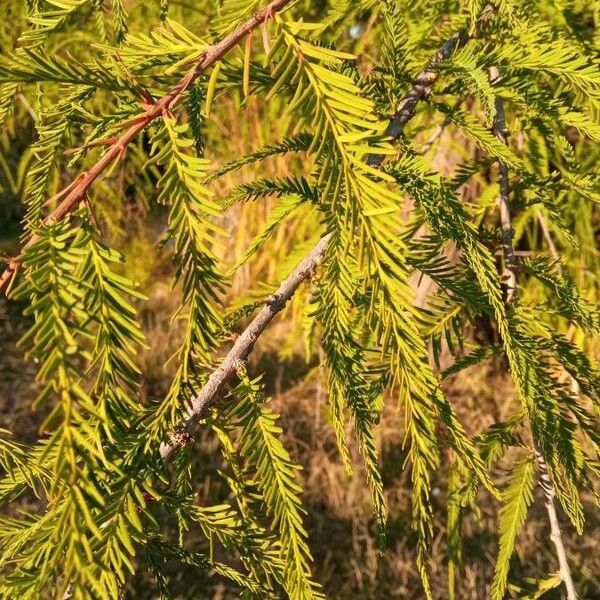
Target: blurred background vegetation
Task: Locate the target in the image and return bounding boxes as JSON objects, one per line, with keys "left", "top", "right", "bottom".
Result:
{"left": 1, "top": 0, "right": 599, "bottom": 597}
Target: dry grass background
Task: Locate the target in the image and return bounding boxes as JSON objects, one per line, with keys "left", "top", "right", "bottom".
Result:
{"left": 2, "top": 94, "right": 600, "bottom": 599}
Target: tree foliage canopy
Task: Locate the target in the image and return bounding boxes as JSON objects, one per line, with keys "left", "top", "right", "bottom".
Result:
{"left": 0, "top": 0, "right": 599, "bottom": 598}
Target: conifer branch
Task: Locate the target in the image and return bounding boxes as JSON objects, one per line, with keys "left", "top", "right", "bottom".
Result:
{"left": 161, "top": 11, "right": 497, "bottom": 462}
{"left": 2, "top": 3, "right": 598, "bottom": 597}
{"left": 367, "top": 4, "right": 494, "bottom": 167}
{"left": 159, "top": 234, "right": 330, "bottom": 461}
{"left": 490, "top": 65, "right": 578, "bottom": 600}
{"left": 0, "top": 0, "right": 292, "bottom": 296}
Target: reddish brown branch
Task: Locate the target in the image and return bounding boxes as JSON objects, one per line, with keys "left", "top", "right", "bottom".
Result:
{"left": 0, "top": 0, "right": 291, "bottom": 296}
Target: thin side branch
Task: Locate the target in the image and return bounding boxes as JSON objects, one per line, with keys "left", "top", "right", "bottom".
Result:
{"left": 159, "top": 234, "right": 330, "bottom": 461}
{"left": 367, "top": 4, "right": 494, "bottom": 167}
{"left": 0, "top": 0, "right": 292, "bottom": 295}
{"left": 536, "top": 209, "right": 561, "bottom": 264}
{"left": 534, "top": 448, "right": 578, "bottom": 600}
{"left": 490, "top": 65, "right": 578, "bottom": 600}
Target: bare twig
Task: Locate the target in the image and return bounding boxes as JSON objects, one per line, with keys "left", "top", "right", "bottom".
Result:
{"left": 534, "top": 448, "right": 578, "bottom": 600}
{"left": 17, "top": 93, "right": 38, "bottom": 122}
{"left": 0, "top": 0, "right": 291, "bottom": 295}
{"left": 159, "top": 234, "right": 330, "bottom": 461}
{"left": 490, "top": 65, "right": 578, "bottom": 600}
{"left": 418, "top": 99, "right": 461, "bottom": 155}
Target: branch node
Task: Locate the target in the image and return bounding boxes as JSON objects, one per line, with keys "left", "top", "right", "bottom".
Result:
{"left": 232, "top": 358, "right": 246, "bottom": 375}
{"left": 171, "top": 426, "right": 194, "bottom": 448}
{"left": 267, "top": 293, "right": 284, "bottom": 309}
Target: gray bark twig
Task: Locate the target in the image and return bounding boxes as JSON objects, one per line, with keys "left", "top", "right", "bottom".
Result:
{"left": 159, "top": 234, "right": 330, "bottom": 461}
{"left": 368, "top": 4, "right": 494, "bottom": 167}
{"left": 537, "top": 209, "right": 561, "bottom": 264}
{"left": 491, "top": 70, "right": 518, "bottom": 305}
{"left": 534, "top": 448, "right": 578, "bottom": 600}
